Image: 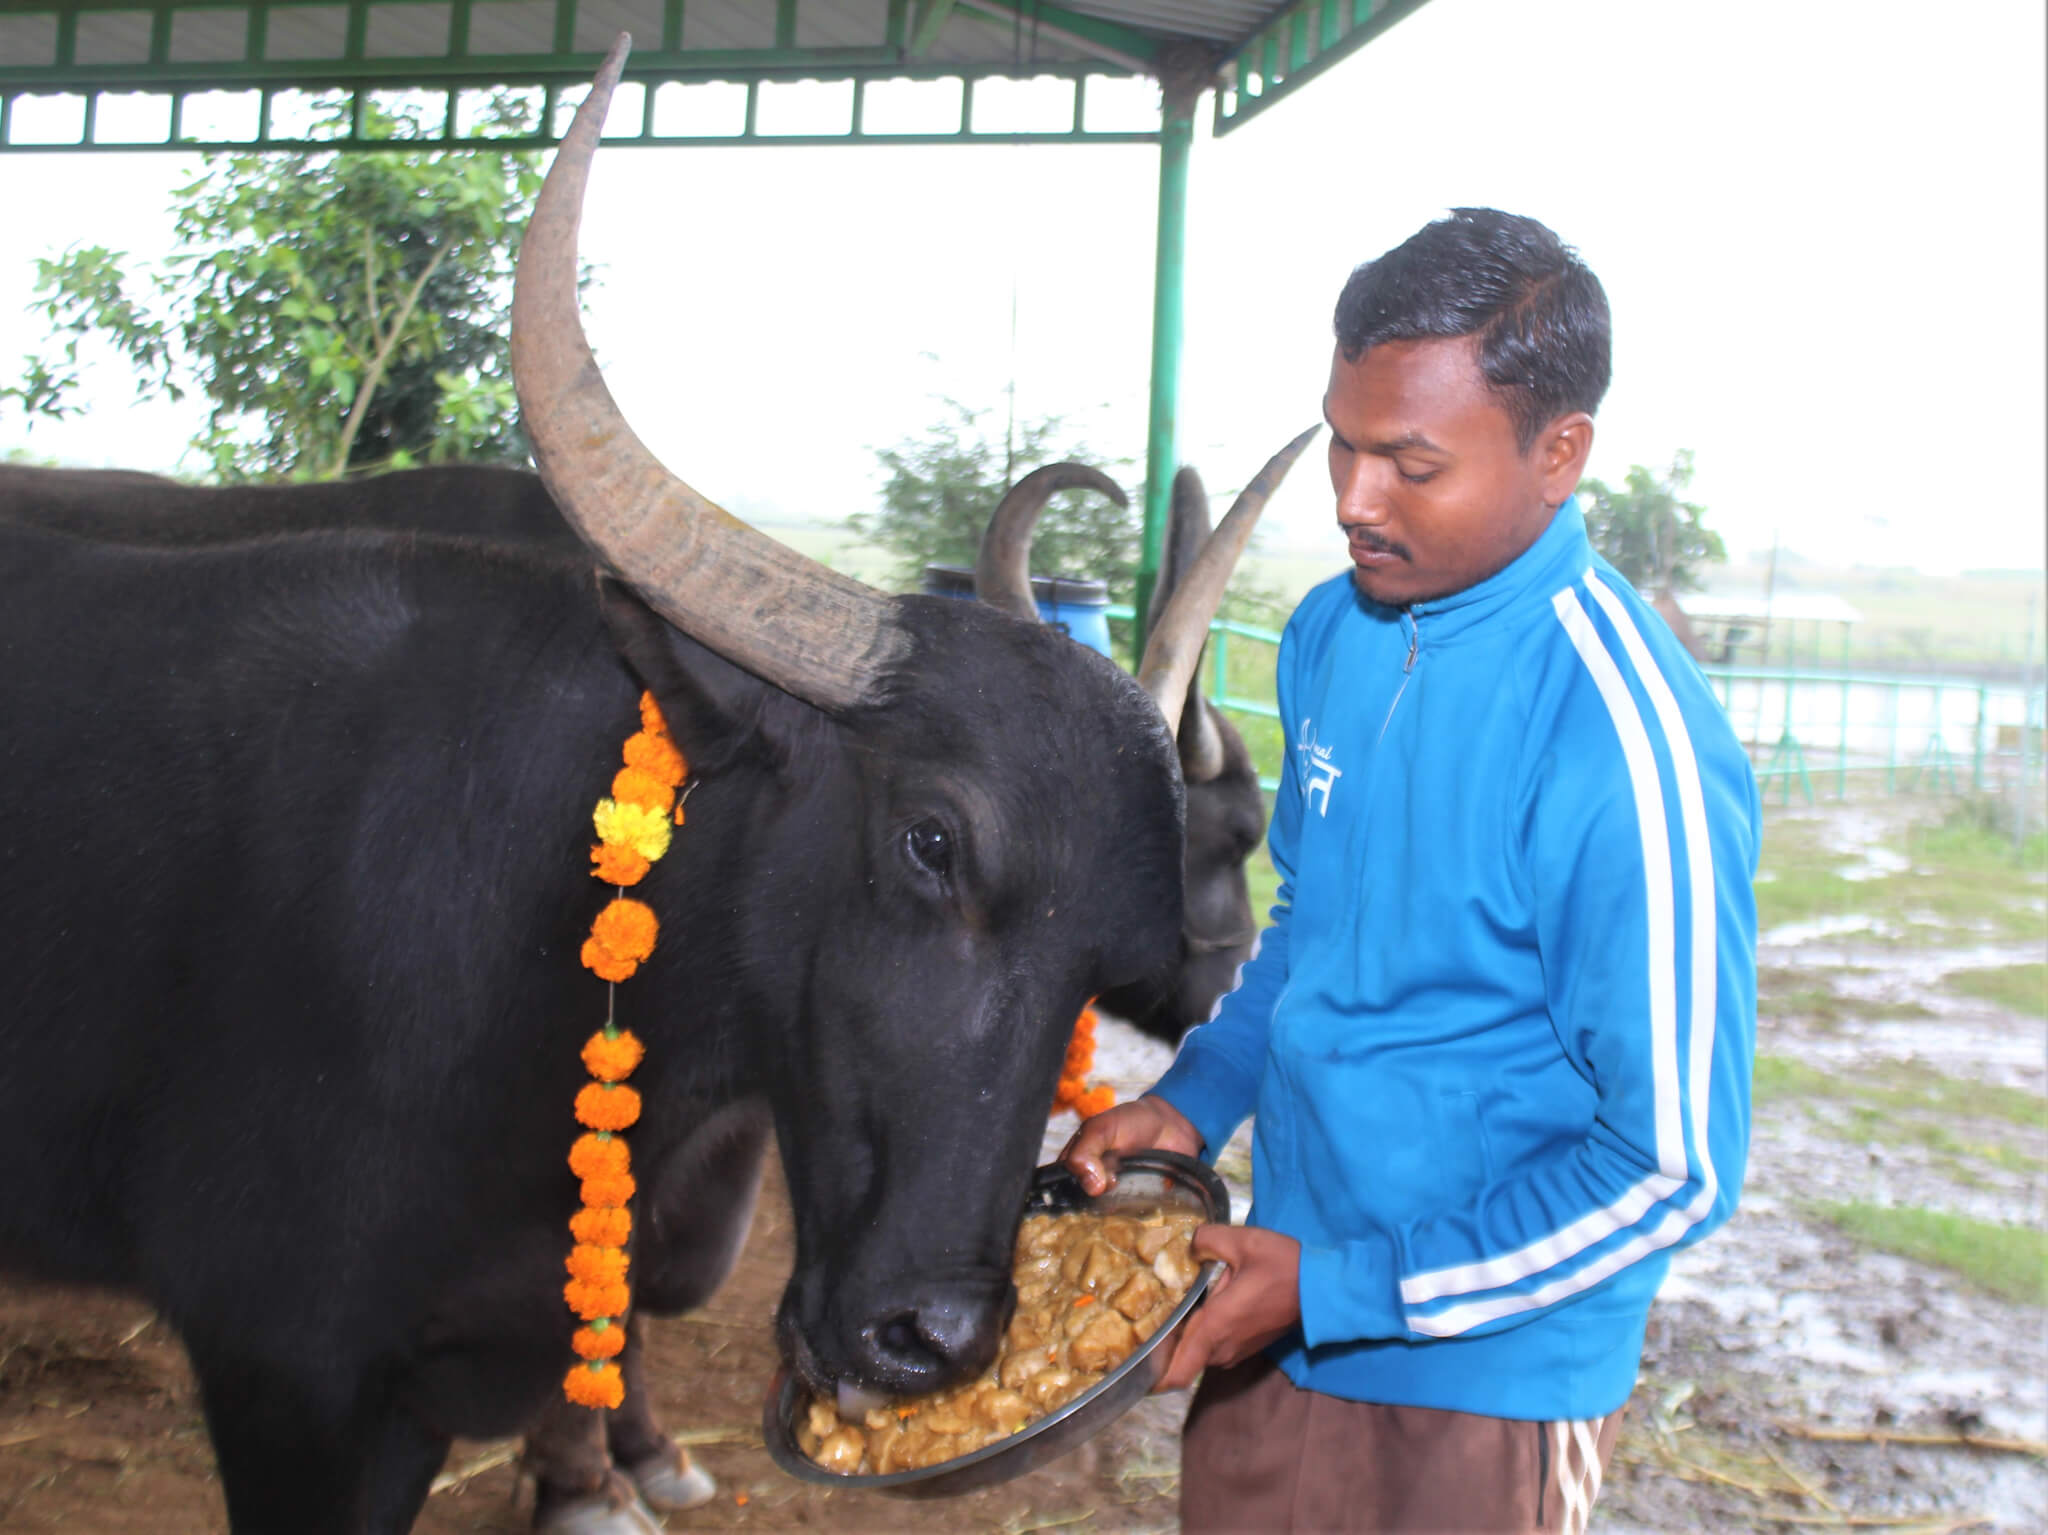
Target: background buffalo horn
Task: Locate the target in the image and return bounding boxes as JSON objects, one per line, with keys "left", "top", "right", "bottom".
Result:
{"left": 511, "top": 34, "right": 909, "bottom": 714}
{"left": 1135, "top": 426, "right": 1321, "bottom": 738}
{"left": 1150, "top": 466, "right": 1227, "bottom": 785}
{"left": 972, "top": 463, "right": 1127, "bottom": 623}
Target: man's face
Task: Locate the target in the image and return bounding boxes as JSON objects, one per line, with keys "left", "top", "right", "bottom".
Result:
{"left": 1323, "top": 336, "right": 1588, "bottom": 607}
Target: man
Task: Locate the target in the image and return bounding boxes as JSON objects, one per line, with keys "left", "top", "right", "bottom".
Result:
{"left": 1066, "top": 208, "right": 1759, "bottom": 1534}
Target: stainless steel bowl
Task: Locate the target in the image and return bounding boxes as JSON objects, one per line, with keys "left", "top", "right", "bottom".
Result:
{"left": 761, "top": 1148, "right": 1230, "bottom": 1499}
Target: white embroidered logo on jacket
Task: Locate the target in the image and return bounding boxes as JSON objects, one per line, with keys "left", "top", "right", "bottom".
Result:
{"left": 1295, "top": 717, "right": 1343, "bottom": 818}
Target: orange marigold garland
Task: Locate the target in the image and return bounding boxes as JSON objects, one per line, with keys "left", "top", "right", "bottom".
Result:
{"left": 565, "top": 691, "right": 690, "bottom": 1411}
{"left": 1051, "top": 1002, "right": 1117, "bottom": 1119}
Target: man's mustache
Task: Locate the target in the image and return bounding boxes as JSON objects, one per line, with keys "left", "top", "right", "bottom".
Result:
{"left": 1346, "top": 528, "right": 1411, "bottom": 561}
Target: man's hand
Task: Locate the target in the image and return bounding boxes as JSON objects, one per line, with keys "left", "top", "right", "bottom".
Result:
{"left": 1153, "top": 1224, "right": 1301, "bottom": 1393}
{"left": 1059, "top": 1094, "right": 1203, "bottom": 1197}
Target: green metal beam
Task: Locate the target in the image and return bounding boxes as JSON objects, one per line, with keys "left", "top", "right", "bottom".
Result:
{"left": 907, "top": 0, "right": 956, "bottom": 58}
{"left": 1133, "top": 67, "right": 1194, "bottom": 650}
{"left": 1215, "top": 0, "right": 1433, "bottom": 136}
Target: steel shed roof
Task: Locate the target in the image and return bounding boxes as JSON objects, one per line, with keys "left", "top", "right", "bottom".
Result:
{"left": 0, "top": 0, "right": 1432, "bottom": 150}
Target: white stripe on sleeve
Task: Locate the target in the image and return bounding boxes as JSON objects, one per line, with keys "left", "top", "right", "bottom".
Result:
{"left": 1397, "top": 582, "right": 1703, "bottom": 1318}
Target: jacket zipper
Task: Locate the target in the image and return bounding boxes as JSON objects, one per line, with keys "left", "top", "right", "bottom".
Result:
{"left": 1376, "top": 611, "right": 1421, "bottom": 745}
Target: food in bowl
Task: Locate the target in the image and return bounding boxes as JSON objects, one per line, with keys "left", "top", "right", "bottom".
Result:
{"left": 796, "top": 1204, "right": 1205, "bottom": 1475}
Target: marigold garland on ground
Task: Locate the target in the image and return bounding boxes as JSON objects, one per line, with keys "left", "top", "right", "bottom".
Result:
{"left": 1052, "top": 1003, "right": 1116, "bottom": 1119}
{"left": 564, "top": 691, "right": 686, "bottom": 1410}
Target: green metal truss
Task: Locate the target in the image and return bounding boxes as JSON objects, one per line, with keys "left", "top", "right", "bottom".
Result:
{"left": 0, "top": 0, "right": 1172, "bottom": 151}
{"left": 1213, "top": 0, "right": 1431, "bottom": 137}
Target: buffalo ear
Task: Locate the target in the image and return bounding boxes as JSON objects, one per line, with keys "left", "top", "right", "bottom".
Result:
{"left": 597, "top": 575, "right": 817, "bottom": 779}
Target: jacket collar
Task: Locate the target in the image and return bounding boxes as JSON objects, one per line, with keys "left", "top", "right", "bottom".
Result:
{"left": 1354, "top": 495, "right": 1593, "bottom": 644}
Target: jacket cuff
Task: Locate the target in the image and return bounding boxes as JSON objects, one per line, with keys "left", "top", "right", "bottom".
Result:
{"left": 1297, "top": 1235, "right": 1406, "bottom": 1347}
{"left": 1146, "top": 1055, "right": 1253, "bottom": 1166}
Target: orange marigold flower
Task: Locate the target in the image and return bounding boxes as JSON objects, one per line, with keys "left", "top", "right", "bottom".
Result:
{"left": 1063, "top": 1040, "right": 1094, "bottom": 1076}
{"left": 590, "top": 842, "right": 651, "bottom": 887}
{"left": 564, "top": 1277, "right": 631, "bottom": 1320}
{"left": 566, "top": 1244, "right": 630, "bottom": 1286}
{"left": 611, "top": 765, "right": 676, "bottom": 814}
{"left": 572, "top": 1321, "right": 627, "bottom": 1360}
{"left": 622, "top": 729, "right": 686, "bottom": 788}
{"left": 571, "top": 1205, "right": 632, "bottom": 1247}
{"left": 581, "top": 1029, "right": 645, "bottom": 1084}
{"left": 1054, "top": 1075, "right": 1084, "bottom": 1107}
{"left": 580, "top": 1171, "right": 636, "bottom": 1207}
{"left": 575, "top": 1081, "right": 642, "bottom": 1132}
{"left": 581, "top": 935, "right": 639, "bottom": 983}
{"left": 591, "top": 899, "right": 658, "bottom": 963}
{"left": 1075, "top": 1008, "right": 1098, "bottom": 1035}
{"left": 1076, "top": 1085, "right": 1117, "bottom": 1118}
{"left": 638, "top": 692, "right": 669, "bottom": 739}
{"left": 565, "top": 1360, "right": 625, "bottom": 1409}
{"left": 568, "top": 1133, "right": 630, "bottom": 1180}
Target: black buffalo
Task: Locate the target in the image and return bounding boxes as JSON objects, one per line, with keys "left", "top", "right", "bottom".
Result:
{"left": 0, "top": 39, "right": 1306, "bottom": 1535}
{"left": 974, "top": 462, "right": 1272, "bottom": 1038}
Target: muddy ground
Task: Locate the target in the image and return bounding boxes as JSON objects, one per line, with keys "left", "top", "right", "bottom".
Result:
{"left": 3, "top": 800, "right": 2042, "bottom": 1532}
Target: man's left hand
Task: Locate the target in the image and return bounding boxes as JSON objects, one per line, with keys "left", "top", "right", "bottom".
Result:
{"left": 1153, "top": 1224, "right": 1301, "bottom": 1393}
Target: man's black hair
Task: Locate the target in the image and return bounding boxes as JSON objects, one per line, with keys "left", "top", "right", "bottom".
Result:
{"left": 1332, "top": 208, "right": 1611, "bottom": 453}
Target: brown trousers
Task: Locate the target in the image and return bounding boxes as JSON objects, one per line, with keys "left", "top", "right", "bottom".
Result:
{"left": 1180, "top": 1355, "right": 1624, "bottom": 1535}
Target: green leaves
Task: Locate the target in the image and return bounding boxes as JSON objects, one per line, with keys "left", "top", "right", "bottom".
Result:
{"left": 5, "top": 92, "right": 546, "bottom": 481}
{"left": 1580, "top": 450, "right": 1727, "bottom": 595}
{"left": 853, "top": 399, "right": 1138, "bottom": 600}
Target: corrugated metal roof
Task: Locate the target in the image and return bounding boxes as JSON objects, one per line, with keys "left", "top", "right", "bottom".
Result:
{"left": 0, "top": 0, "right": 1432, "bottom": 150}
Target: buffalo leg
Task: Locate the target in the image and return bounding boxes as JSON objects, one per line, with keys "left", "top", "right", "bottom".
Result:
{"left": 188, "top": 1342, "right": 398, "bottom": 1535}
{"left": 607, "top": 1315, "right": 716, "bottom": 1510}
{"left": 360, "top": 1407, "right": 454, "bottom": 1535}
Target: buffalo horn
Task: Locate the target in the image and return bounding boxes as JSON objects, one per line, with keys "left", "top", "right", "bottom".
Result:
{"left": 972, "top": 463, "right": 1127, "bottom": 623}
{"left": 1153, "top": 466, "right": 1227, "bottom": 785}
{"left": 1135, "top": 426, "right": 1320, "bottom": 738}
{"left": 511, "top": 35, "right": 908, "bottom": 713}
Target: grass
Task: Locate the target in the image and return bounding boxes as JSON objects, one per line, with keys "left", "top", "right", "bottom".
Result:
{"left": 1753, "top": 803, "right": 2047, "bottom": 944}
{"left": 1752, "top": 1052, "right": 2047, "bottom": 1183}
{"left": 1816, "top": 1201, "right": 2048, "bottom": 1306}
{"left": 1752, "top": 1053, "right": 2045, "bottom": 1135}
{"left": 1946, "top": 962, "right": 2047, "bottom": 1019}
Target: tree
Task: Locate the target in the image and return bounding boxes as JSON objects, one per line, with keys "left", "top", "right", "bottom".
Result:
{"left": 4, "top": 94, "right": 542, "bottom": 481}
{"left": 1579, "top": 450, "right": 1727, "bottom": 594}
{"left": 853, "top": 401, "right": 1139, "bottom": 600}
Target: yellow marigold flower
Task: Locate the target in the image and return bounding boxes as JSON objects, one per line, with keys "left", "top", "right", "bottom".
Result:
{"left": 566, "top": 1359, "right": 625, "bottom": 1409}
{"left": 590, "top": 842, "right": 651, "bottom": 887}
{"left": 571, "top": 1206, "right": 632, "bottom": 1247}
{"left": 591, "top": 899, "right": 657, "bottom": 963}
{"left": 592, "top": 798, "right": 671, "bottom": 863}
{"left": 612, "top": 765, "right": 676, "bottom": 814}
{"left": 575, "top": 1081, "right": 642, "bottom": 1132}
{"left": 568, "top": 1132, "right": 630, "bottom": 1180}
{"left": 573, "top": 1321, "right": 627, "bottom": 1361}
{"left": 566, "top": 1244, "right": 629, "bottom": 1286}
{"left": 622, "top": 729, "right": 686, "bottom": 788}
{"left": 581, "top": 1029, "right": 644, "bottom": 1084}
{"left": 581, "top": 936, "right": 638, "bottom": 983}
{"left": 564, "top": 1277, "right": 631, "bottom": 1321}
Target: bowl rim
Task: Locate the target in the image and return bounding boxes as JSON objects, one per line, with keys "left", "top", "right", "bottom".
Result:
{"left": 760, "top": 1147, "right": 1229, "bottom": 1494}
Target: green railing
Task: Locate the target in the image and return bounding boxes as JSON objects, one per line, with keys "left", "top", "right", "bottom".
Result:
{"left": 1109, "top": 604, "right": 2047, "bottom": 810}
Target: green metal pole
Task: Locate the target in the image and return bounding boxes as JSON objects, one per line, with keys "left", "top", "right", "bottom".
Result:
{"left": 1837, "top": 622, "right": 1850, "bottom": 799}
{"left": 1134, "top": 75, "right": 1197, "bottom": 656}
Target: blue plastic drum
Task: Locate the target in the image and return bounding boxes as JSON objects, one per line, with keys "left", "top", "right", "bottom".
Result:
{"left": 920, "top": 564, "right": 1113, "bottom": 659}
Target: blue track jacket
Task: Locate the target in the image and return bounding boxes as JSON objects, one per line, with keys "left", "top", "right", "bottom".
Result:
{"left": 1152, "top": 497, "right": 1760, "bottom": 1422}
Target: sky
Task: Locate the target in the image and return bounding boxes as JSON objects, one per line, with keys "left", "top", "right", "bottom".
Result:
{"left": 2, "top": 0, "right": 2044, "bottom": 578}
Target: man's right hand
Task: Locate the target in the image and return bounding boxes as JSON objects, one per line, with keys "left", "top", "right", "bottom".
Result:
{"left": 1059, "top": 1094, "right": 1204, "bottom": 1197}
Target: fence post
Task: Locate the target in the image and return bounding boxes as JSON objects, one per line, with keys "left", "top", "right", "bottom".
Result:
{"left": 1971, "top": 685, "right": 1987, "bottom": 794}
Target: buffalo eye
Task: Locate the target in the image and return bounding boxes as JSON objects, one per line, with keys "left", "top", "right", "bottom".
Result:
{"left": 903, "top": 818, "right": 953, "bottom": 879}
